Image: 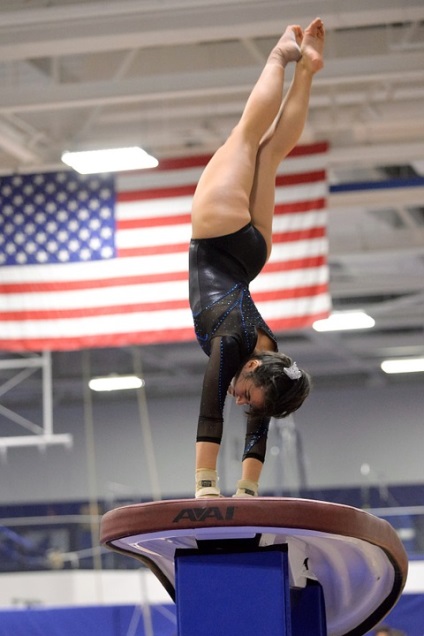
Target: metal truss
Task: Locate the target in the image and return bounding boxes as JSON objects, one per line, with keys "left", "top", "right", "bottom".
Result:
{"left": 0, "top": 351, "right": 72, "bottom": 454}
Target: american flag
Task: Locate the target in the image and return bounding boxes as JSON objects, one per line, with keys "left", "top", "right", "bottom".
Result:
{"left": 0, "top": 143, "right": 331, "bottom": 352}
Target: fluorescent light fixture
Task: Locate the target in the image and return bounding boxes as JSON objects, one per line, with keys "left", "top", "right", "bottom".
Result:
{"left": 313, "top": 311, "right": 375, "bottom": 332}
{"left": 88, "top": 375, "right": 144, "bottom": 392}
{"left": 61, "top": 146, "right": 158, "bottom": 174}
{"left": 381, "top": 358, "right": 424, "bottom": 374}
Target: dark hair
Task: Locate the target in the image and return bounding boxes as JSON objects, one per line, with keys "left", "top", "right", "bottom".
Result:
{"left": 245, "top": 351, "right": 311, "bottom": 418}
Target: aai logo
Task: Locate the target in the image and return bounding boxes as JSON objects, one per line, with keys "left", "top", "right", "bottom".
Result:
{"left": 172, "top": 506, "right": 236, "bottom": 523}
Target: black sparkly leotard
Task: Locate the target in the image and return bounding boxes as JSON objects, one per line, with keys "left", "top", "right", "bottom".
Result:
{"left": 189, "top": 223, "right": 277, "bottom": 462}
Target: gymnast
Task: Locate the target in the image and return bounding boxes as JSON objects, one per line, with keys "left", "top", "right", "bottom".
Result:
{"left": 189, "top": 18, "right": 325, "bottom": 498}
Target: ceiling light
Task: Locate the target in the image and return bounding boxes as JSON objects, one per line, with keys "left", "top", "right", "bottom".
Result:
{"left": 61, "top": 147, "right": 158, "bottom": 174}
{"left": 88, "top": 375, "right": 144, "bottom": 392}
{"left": 381, "top": 358, "right": 424, "bottom": 374}
{"left": 313, "top": 311, "right": 375, "bottom": 332}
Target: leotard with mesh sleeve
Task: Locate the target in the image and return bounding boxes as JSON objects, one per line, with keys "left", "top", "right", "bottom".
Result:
{"left": 189, "top": 223, "right": 277, "bottom": 461}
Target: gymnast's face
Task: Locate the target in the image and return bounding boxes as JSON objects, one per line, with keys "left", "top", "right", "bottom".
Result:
{"left": 229, "top": 359, "right": 265, "bottom": 410}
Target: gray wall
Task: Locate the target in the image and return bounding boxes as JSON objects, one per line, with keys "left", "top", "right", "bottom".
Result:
{"left": 0, "top": 379, "right": 423, "bottom": 505}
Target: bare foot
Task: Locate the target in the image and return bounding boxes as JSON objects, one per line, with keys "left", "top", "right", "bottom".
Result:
{"left": 274, "top": 25, "right": 303, "bottom": 67}
{"left": 300, "top": 17, "right": 325, "bottom": 74}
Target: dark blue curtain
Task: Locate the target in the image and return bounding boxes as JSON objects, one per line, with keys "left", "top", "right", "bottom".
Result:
{"left": 0, "top": 594, "right": 422, "bottom": 636}
{"left": 0, "top": 604, "right": 177, "bottom": 636}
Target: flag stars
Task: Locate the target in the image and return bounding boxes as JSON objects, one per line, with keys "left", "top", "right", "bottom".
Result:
{"left": 5, "top": 243, "right": 16, "bottom": 254}
{"left": 57, "top": 209, "right": 69, "bottom": 222}
{"left": 34, "top": 193, "right": 46, "bottom": 205}
{"left": 26, "top": 242, "right": 37, "bottom": 254}
{"left": 89, "top": 237, "right": 101, "bottom": 250}
{"left": 45, "top": 221, "right": 58, "bottom": 233}
{"left": 68, "top": 219, "right": 79, "bottom": 232}
{"left": 57, "top": 230, "right": 69, "bottom": 243}
{"left": 11, "top": 176, "right": 23, "bottom": 187}
{"left": 33, "top": 174, "right": 45, "bottom": 186}
{"left": 45, "top": 182, "right": 57, "bottom": 194}
{"left": 78, "top": 190, "right": 89, "bottom": 202}
{"left": 4, "top": 222, "right": 15, "bottom": 235}
{"left": 13, "top": 212, "right": 25, "bottom": 225}
{"left": 78, "top": 208, "right": 90, "bottom": 221}
{"left": 35, "top": 212, "right": 47, "bottom": 224}
{"left": 16, "top": 252, "right": 28, "bottom": 264}
{"left": 99, "top": 188, "right": 113, "bottom": 201}
{"left": 23, "top": 184, "right": 35, "bottom": 196}
{"left": 57, "top": 191, "right": 68, "bottom": 203}
{"left": 46, "top": 240, "right": 59, "bottom": 253}
{"left": 89, "top": 199, "right": 100, "bottom": 211}
{"left": 66, "top": 180, "right": 78, "bottom": 192}
{"left": 79, "top": 228, "right": 90, "bottom": 241}
{"left": 1, "top": 185, "right": 13, "bottom": 197}
{"left": 88, "top": 178, "right": 100, "bottom": 190}
{"left": 14, "top": 232, "right": 26, "bottom": 245}
{"left": 12, "top": 195, "right": 24, "bottom": 207}
{"left": 46, "top": 202, "right": 58, "bottom": 214}
{"left": 36, "top": 231, "right": 48, "bottom": 244}
{"left": 36, "top": 251, "right": 48, "bottom": 263}
{"left": 1, "top": 170, "right": 115, "bottom": 266}
{"left": 80, "top": 248, "right": 91, "bottom": 260}
{"left": 89, "top": 218, "right": 101, "bottom": 231}
{"left": 100, "top": 207, "right": 112, "bottom": 219}
{"left": 25, "top": 222, "right": 37, "bottom": 235}
{"left": 101, "top": 246, "right": 114, "bottom": 258}
{"left": 100, "top": 227, "right": 113, "bottom": 239}
{"left": 58, "top": 250, "right": 70, "bottom": 262}
{"left": 68, "top": 239, "right": 80, "bottom": 252}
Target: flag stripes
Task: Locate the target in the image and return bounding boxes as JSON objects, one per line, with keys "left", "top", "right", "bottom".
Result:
{"left": 0, "top": 143, "right": 331, "bottom": 351}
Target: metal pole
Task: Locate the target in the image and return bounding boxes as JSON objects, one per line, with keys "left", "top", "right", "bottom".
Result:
{"left": 132, "top": 347, "right": 162, "bottom": 502}
{"left": 42, "top": 351, "right": 53, "bottom": 436}
{"left": 82, "top": 350, "right": 103, "bottom": 574}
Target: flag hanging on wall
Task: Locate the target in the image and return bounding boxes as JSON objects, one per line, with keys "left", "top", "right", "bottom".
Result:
{"left": 0, "top": 143, "right": 331, "bottom": 352}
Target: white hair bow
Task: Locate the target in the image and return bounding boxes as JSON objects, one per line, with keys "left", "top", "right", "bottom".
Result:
{"left": 283, "top": 362, "right": 302, "bottom": 380}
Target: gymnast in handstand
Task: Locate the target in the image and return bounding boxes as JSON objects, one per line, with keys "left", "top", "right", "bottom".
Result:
{"left": 189, "top": 18, "right": 325, "bottom": 498}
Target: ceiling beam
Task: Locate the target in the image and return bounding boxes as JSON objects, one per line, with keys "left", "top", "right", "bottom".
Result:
{"left": 0, "top": 50, "right": 422, "bottom": 114}
{"left": 0, "top": 0, "right": 423, "bottom": 61}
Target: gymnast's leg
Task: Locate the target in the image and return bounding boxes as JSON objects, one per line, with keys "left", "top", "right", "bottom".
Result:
{"left": 249, "top": 17, "right": 325, "bottom": 255}
{"left": 191, "top": 24, "right": 303, "bottom": 241}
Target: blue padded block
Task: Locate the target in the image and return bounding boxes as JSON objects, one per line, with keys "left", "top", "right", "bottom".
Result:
{"left": 175, "top": 546, "right": 291, "bottom": 636}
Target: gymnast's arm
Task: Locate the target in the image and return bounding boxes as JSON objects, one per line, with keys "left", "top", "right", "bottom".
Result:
{"left": 196, "top": 335, "right": 243, "bottom": 444}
